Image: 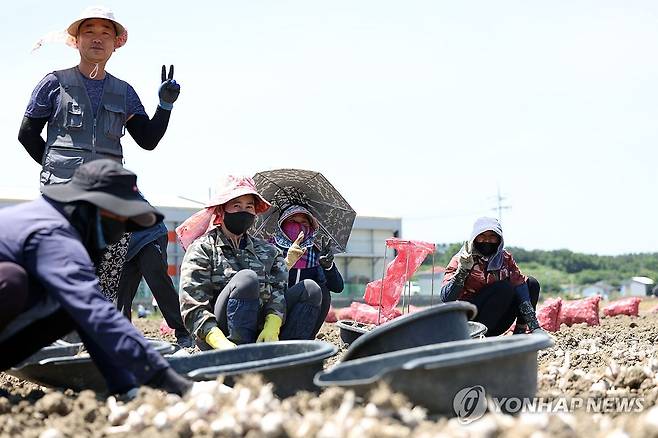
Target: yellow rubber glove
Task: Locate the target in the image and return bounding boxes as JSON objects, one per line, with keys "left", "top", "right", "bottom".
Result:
{"left": 256, "top": 314, "right": 283, "bottom": 342}
{"left": 285, "top": 231, "right": 307, "bottom": 269}
{"left": 205, "top": 327, "right": 236, "bottom": 350}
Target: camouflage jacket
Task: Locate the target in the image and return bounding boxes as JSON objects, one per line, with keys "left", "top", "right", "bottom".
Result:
{"left": 179, "top": 228, "right": 288, "bottom": 339}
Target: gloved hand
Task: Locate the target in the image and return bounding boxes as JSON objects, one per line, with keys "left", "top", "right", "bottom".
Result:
{"left": 458, "top": 240, "right": 475, "bottom": 271}
{"left": 205, "top": 326, "right": 236, "bottom": 350}
{"left": 256, "top": 314, "right": 282, "bottom": 342}
{"left": 318, "top": 237, "right": 335, "bottom": 270}
{"left": 158, "top": 65, "right": 180, "bottom": 110}
{"left": 285, "top": 231, "right": 307, "bottom": 269}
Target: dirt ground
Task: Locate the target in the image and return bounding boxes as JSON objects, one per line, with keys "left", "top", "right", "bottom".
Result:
{"left": 2, "top": 301, "right": 658, "bottom": 437}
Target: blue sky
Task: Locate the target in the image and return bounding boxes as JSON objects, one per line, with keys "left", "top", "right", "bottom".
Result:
{"left": 1, "top": 1, "right": 657, "bottom": 255}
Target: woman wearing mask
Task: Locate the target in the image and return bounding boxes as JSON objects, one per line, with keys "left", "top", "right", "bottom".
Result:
{"left": 440, "top": 217, "right": 543, "bottom": 336}
{"left": 177, "top": 176, "right": 323, "bottom": 350}
{"left": 271, "top": 204, "right": 344, "bottom": 337}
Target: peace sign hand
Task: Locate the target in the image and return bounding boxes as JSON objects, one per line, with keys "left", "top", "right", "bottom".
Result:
{"left": 158, "top": 65, "right": 180, "bottom": 110}
{"left": 285, "top": 231, "right": 307, "bottom": 269}
{"left": 318, "top": 236, "right": 335, "bottom": 270}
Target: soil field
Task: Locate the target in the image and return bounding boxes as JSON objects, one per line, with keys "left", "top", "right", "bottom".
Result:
{"left": 2, "top": 300, "right": 658, "bottom": 437}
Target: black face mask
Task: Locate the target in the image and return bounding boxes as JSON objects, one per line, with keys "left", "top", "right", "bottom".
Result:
{"left": 60, "top": 202, "right": 119, "bottom": 264}
{"left": 99, "top": 214, "right": 127, "bottom": 246}
{"left": 223, "top": 211, "right": 256, "bottom": 235}
{"left": 474, "top": 241, "right": 499, "bottom": 257}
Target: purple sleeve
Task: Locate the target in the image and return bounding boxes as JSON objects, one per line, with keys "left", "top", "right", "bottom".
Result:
{"left": 25, "top": 74, "right": 60, "bottom": 119}
{"left": 25, "top": 227, "right": 168, "bottom": 383}
{"left": 127, "top": 84, "right": 147, "bottom": 117}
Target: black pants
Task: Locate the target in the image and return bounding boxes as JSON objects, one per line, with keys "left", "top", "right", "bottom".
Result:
{"left": 314, "top": 288, "right": 332, "bottom": 337}
{"left": 116, "top": 234, "right": 186, "bottom": 332}
{"left": 468, "top": 277, "right": 540, "bottom": 336}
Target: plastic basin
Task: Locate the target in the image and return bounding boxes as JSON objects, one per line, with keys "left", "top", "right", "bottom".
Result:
{"left": 467, "top": 321, "right": 488, "bottom": 338}
{"left": 315, "top": 333, "right": 553, "bottom": 414}
{"left": 8, "top": 340, "right": 175, "bottom": 392}
{"left": 168, "top": 340, "right": 338, "bottom": 398}
{"left": 336, "top": 320, "right": 371, "bottom": 345}
{"left": 341, "top": 301, "right": 477, "bottom": 361}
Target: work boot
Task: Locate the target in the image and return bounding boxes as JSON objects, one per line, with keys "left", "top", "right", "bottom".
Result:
{"left": 226, "top": 298, "right": 259, "bottom": 344}
{"left": 175, "top": 330, "right": 194, "bottom": 349}
{"left": 518, "top": 301, "right": 542, "bottom": 332}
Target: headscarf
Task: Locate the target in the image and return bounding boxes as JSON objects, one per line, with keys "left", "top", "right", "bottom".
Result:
{"left": 459, "top": 216, "right": 505, "bottom": 271}
{"left": 272, "top": 204, "right": 320, "bottom": 269}
{"left": 176, "top": 175, "right": 270, "bottom": 250}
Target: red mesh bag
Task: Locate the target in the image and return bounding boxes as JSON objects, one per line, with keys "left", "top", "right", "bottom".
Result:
{"left": 602, "top": 297, "right": 641, "bottom": 317}
{"left": 537, "top": 297, "right": 562, "bottom": 332}
{"left": 349, "top": 302, "right": 401, "bottom": 325}
{"left": 159, "top": 321, "right": 175, "bottom": 336}
{"left": 336, "top": 307, "right": 354, "bottom": 321}
{"left": 325, "top": 306, "right": 338, "bottom": 323}
{"left": 363, "top": 239, "right": 435, "bottom": 310}
{"left": 559, "top": 295, "right": 601, "bottom": 327}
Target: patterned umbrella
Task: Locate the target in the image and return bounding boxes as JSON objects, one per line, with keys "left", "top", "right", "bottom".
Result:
{"left": 252, "top": 169, "right": 356, "bottom": 253}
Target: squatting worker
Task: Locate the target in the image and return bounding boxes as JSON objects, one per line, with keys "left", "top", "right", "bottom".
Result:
{"left": 441, "top": 217, "right": 544, "bottom": 336}
{"left": 270, "top": 204, "right": 344, "bottom": 337}
{"left": 0, "top": 160, "right": 191, "bottom": 396}
{"left": 18, "top": 6, "right": 181, "bottom": 300}
{"left": 176, "top": 176, "right": 324, "bottom": 350}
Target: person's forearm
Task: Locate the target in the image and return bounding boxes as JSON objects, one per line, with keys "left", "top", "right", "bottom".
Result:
{"left": 18, "top": 116, "right": 48, "bottom": 164}
{"left": 440, "top": 268, "right": 469, "bottom": 302}
{"left": 126, "top": 107, "right": 171, "bottom": 151}
{"left": 325, "top": 265, "right": 344, "bottom": 293}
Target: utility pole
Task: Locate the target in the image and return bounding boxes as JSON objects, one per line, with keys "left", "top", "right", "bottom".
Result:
{"left": 491, "top": 186, "right": 511, "bottom": 222}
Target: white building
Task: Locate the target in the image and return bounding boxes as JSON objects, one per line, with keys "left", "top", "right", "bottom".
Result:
{"left": 581, "top": 281, "right": 615, "bottom": 301}
{"left": 620, "top": 276, "right": 655, "bottom": 297}
{"left": 413, "top": 266, "right": 446, "bottom": 296}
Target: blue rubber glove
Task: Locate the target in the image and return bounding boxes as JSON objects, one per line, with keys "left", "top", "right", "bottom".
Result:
{"left": 158, "top": 65, "right": 180, "bottom": 110}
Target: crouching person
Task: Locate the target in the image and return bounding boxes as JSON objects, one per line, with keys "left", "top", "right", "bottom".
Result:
{"left": 271, "top": 204, "right": 344, "bottom": 338}
{"left": 440, "top": 217, "right": 543, "bottom": 336}
{"left": 177, "top": 176, "right": 323, "bottom": 350}
{"left": 0, "top": 160, "right": 192, "bottom": 396}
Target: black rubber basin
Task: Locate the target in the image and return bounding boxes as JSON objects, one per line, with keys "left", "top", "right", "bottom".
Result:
{"left": 315, "top": 333, "right": 553, "bottom": 414}
{"left": 336, "top": 320, "right": 371, "bottom": 345}
{"left": 341, "top": 301, "right": 477, "bottom": 361}
{"left": 168, "top": 340, "right": 338, "bottom": 398}
{"left": 8, "top": 341, "right": 175, "bottom": 392}
{"left": 467, "top": 321, "right": 488, "bottom": 338}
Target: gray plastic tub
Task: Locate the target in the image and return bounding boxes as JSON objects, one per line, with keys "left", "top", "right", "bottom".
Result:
{"left": 342, "top": 301, "right": 477, "bottom": 361}
{"left": 467, "top": 321, "right": 488, "bottom": 338}
{"left": 336, "top": 320, "right": 371, "bottom": 345}
{"left": 315, "top": 333, "right": 553, "bottom": 414}
{"left": 168, "top": 340, "right": 338, "bottom": 398}
{"left": 8, "top": 340, "right": 175, "bottom": 392}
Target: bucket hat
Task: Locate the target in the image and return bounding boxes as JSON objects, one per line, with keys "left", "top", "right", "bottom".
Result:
{"left": 175, "top": 176, "right": 271, "bottom": 250}
{"left": 67, "top": 6, "right": 128, "bottom": 48}
{"left": 206, "top": 175, "right": 271, "bottom": 213}
{"left": 42, "top": 159, "right": 162, "bottom": 230}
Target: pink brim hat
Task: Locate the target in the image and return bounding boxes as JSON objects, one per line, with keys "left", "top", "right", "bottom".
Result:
{"left": 176, "top": 176, "right": 271, "bottom": 250}
{"left": 206, "top": 175, "right": 271, "bottom": 214}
